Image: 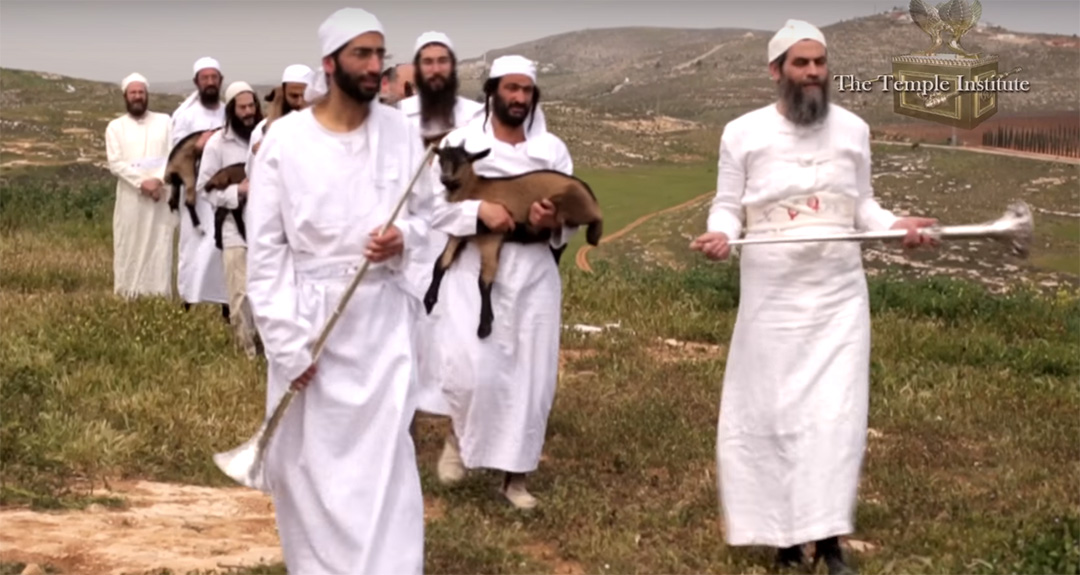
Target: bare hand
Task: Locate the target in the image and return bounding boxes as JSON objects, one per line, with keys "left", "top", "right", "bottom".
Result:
{"left": 139, "top": 178, "right": 162, "bottom": 198}
{"left": 479, "top": 201, "right": 515, "bottom": 233}
{"left": 238, "top": 179, "right": 250, "bottom": 198}
{"left": 195, "top": 129, "right": 218, "bottom": 152}
{"left": 251, "top": 141, "right": 262, "bottom": 155}
{"left": 890, "top": 217, "right": 939, "bottom": 249}
{"left": 690, "top": 231, "right": 731, "bottom": 261}
{"left": 529, "top": 199, "right": 559, "bottom": 230}
{"left": 366, "top": 225, "right": 404, "bottom": 262}
{"left": 291, "top": 364, "right": 318, "bottom": 391}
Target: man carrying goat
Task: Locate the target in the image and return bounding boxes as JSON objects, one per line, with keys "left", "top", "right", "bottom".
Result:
{"left": 397, "top": 30, "right": 485, "bottom": 484}
{"left": 429, "top": 55, "right": 576, "bottom": 510}
{"left": 197, "top": 81, "right": 263, "bottom": 359}
{"left": 245, "top": 7, "right": 431, "bottom": 573}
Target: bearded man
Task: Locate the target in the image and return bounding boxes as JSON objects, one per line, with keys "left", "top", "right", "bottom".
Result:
{"left": 396, "top": 30, "right": 484, "bottom": 483}
{"left": 245, "top": 7, "right": 431, "bottom": 573}
{"left": 171, "top": 56, "right": 229, "bottom": 319}
{"left": 690, "top": 19, "right": 939, "bottom": 575}
{"left": 248, "top": 63, "right": 312, "bottom": 163}
{"left": 197, "top": 81, "right": 263, "bottom": 358}
{"left": 429, "top": 55, "right": 576, "bottom": 509}
{"left": 105, "top": 73, "right": 174, "bottom": 299}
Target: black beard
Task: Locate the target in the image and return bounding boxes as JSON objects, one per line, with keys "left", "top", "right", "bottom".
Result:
{"left": 418, "top": 69, "right": 459, "bottom": 127}
{"left": 492, "top": 93, "right": 529, "bottom": 128}
{"left": 228, "top": 111, "right": 260, "bottom": 142}
{"left": 333, "top": 66, "right": 378, "bottom": 104}
{"left": 126, "top": 97, "right": 147, "bottom": 117}
{"left": 779, "top": 74, "right": 829, "bottom": 126}
{"left": 199, "top": 86, "right": 219, "bottom": 107}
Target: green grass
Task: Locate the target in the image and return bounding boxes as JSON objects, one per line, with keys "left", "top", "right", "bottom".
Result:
{"left": 2, "top": 159, "right": 1079, "bottom": 575}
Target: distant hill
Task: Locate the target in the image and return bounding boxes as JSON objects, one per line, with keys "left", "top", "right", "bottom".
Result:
{"left": 455, "top": 12, "right": 1079, "bottom": 124}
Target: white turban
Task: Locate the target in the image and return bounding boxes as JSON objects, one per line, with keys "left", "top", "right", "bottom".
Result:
{"left": 768, "top": 19, "right": 826, "bottom": 64}
{"left": 282, "top": 64, "right": 312, "bottom": 84}
{"left": 414, "top": 31, "right": 453, "bottom": 57}
{"left": 307, "top": 8, "right": 385, "bottom": 102}
{"left": 225, "top": 81, "right": 254, "bottom": 104}
{"left": 121, "top": 72, "right": 148, "bottom": 92}
{"left": 489, "top": 55, "right": 537, "bottom": 82}
{"left": 193, "top": 56, "right": 221, "bottom": 76}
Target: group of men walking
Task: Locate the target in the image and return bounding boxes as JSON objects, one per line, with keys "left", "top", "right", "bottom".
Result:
{"left": 105, "top": 8, "right": 940, "bottom": 574}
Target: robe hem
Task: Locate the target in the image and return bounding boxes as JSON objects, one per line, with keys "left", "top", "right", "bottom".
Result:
{"left": 722, "top": 522, "right": 854, "bottom": 549}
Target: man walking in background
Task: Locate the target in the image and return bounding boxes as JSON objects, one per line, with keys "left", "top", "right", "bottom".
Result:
{"left": 690, "top": 18, "right": 939, "bottom": 575}
{"left": 105, "top": 72, "right": 174, "bottom": 299}
{"left": 197, "top": 81, "right": 263, "bottom": 358}
{"left": 171, "top": 56, "right": 229, "bottom": 319}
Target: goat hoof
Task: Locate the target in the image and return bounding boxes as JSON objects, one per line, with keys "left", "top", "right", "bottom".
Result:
{"left": 477, "top": 322, "right": 492, "bottom": 339}
{"left": 423, "top": 296, "right": 437, "bottom": 315}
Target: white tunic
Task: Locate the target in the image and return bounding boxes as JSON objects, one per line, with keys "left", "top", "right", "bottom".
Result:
{"left": 170, "top": 96, "right": 228, "bottom": 304}
{"left": 246, "top": 104, "right": 431, "bottom": 575}
{"left": 707, "top": 103, "right": 898, "bottom": 548}
{"left": 104, "top": 111, "right": 175, "bottom": 299}
{"left": 398, "top": 94, "right": 484, "bottom": 416}
{"left": 430, "top": 112, "right": 578, "bottom": 473}
{"left": 197, "top": 127, "right": 250, "bottom": 249}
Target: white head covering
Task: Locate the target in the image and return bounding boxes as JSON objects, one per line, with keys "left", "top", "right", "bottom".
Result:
{"left": 768, "top": 19, "right": 827, "bottom": 64}
{"left": 489, "top": 55, "right": 537, "bottom": 82}
{"left": 485, "top": 55, "right": 546, "bottom": 138}
{"left": 414, "top": 31, "right": 453, "bottom": 57}
{"left": 121, "top": 72, "right": 148, "bottom": 93}
{"left": 225, "top": 81, "right": 254, "bottom": 104}
{"left": 282, "top": 64, "right": 313, "bottom": 84}
{"left": 306, "top": 8, "right": 385, "bottom": 102}
{"left": 193, "top": 56, "right": 221, "bottom": 76}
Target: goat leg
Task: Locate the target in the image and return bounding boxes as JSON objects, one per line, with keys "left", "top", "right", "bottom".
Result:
{"left": 234, "top": 197, "right": 247, "bottom": 243}
{"left": 424, "top": 236, "right": 466, "bottom": 315}
{"left": 186, "top": 202, "right": 203, "bottom": 235}
{"left": 213, "top": 207, "right": 227, "bottom": 250}
{"left": 474, "top": 234, "right": 504, "bottom": 339}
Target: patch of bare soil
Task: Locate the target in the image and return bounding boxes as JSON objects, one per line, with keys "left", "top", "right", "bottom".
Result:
{"left": 603, "top": 115, "right": 702, "bottom": 134}
{"left": 0, "top": 481, "right": 449, "bottom": 575}
{"left": 647, "top": 338, "right": 725, "bottom": 363}
{"left": 517, "top": 542, "right": 586, "bottom": 575}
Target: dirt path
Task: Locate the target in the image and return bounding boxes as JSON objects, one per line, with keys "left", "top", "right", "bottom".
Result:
{"left": 0, "top": 481, "right": 447, "bottom": 575}
{"left": 575, "top": 192, "right": 714, "bottom": 273}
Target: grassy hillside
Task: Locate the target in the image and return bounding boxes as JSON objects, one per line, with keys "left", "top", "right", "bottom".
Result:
{"left": 457, "top": 14, "right": 1079, "bottom": 124}
{"left": 1, "top": 161, "right": 1077, "bottom": 575}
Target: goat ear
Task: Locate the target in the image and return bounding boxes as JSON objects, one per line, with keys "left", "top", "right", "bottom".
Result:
{"left": 468, "top": 148, "right": 491, "bottom": 163}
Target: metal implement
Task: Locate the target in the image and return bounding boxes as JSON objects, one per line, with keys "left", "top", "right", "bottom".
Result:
{"left": 728, "top": 201, "right": 1034, "bottom": 258}
{"left": 213, "top": 143, "right": 438, "bottom": 492}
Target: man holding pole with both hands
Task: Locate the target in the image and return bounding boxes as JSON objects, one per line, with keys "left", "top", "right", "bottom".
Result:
{"left": 691, "top": 18, "right": 939, "bottom": 575}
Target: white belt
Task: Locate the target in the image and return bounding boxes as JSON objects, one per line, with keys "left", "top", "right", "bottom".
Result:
{"left": 745, "top": 192, "right": 855, "bottom": 234}
{"left": 292, "top": 256, "right": 397, "bottom": 282}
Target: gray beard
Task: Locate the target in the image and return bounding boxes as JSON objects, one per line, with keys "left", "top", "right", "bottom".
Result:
{"left": 779, "top": 74, "right": 829, "bottom": 126}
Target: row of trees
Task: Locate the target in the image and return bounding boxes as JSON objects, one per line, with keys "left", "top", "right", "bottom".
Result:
{"left": 981, "top": 125, "right": 1080, "bottom": 158}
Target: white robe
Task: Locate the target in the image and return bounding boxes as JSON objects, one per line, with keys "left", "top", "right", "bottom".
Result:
{"left": 398, "top": 94, "right": 484, "bottom": 416}
{"left": 170, "top": 96, "right": 228, "bottom": 304}
{"left": 429, "top": 111, "right": 578, "bottom": 473}
{"left": 197, "top": 127, "right": 250, "bottom": 249}
{"left": 707, "top": 103, "right": 898, "bottom": 548}
{"left": 246, "top": 104, "right": 431, "bottom": 575}
{"left": 104, "top": 111, "right": 175, "bottom": 299}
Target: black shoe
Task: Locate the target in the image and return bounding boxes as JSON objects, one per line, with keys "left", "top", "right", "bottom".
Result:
{"left": 775, "top": 544, "right": 806, "bottom": 570}
{"left": 814, "top": 537, "right": 856, "bottom": 575}
{"left": 221, "top": 304, "right": 231, "bottom": 323}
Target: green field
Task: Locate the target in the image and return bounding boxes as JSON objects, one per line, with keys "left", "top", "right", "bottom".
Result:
{"left": 1, "top": 155, "right": 1078, "bottom": 575}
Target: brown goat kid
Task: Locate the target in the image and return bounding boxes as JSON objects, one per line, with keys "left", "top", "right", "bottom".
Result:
{"left": 423, "top": 144, "right": 603, "bottom": 339}
{"left": 201, "top": 162, "right": 248, "bottom": 250}
{"left": 165, "top": 129, "right": 212, "bottom": 234}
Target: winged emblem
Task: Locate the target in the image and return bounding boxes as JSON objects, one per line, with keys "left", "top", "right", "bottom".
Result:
{"left": 909, "top": 0, "right": 983, "bottom": 58}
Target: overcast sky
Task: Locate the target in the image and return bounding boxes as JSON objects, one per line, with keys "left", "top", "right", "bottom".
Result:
{"left": 2, "top": 0, "right": 1077, "bottom": 85}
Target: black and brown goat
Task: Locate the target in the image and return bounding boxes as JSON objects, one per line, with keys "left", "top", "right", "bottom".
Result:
{"left": 165, "top": 129, "right": 212, "bottom": 233}
{"left": 201, "top": 162, "right": 248, "bottom": 250}
{"left": 423, "top": 144, "right": 603, "bottom": 339}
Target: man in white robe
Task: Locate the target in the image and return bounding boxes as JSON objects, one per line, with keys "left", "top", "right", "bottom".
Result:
{"left": 397, "top": 30, "right": 484, "bottom": 484}
{"left": 197, "top": 81, "right": 263, "bottom": 358}
{"left": 171, "top": 56, "right": 229, "bottom": 318}
{"left": 690, "top": 19, "right": 938, "bottom": 575}
{"left": 105, "top": 73, "right": 174, "bottom": 299}
{"left": 247, "top": 63, "right": 312, "bottom": 173}
{"left": 429, "top": 55, "right": 576, "bottom": 509}
{"left": 246, "top": 8, "right": 430, "bottom": 574}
